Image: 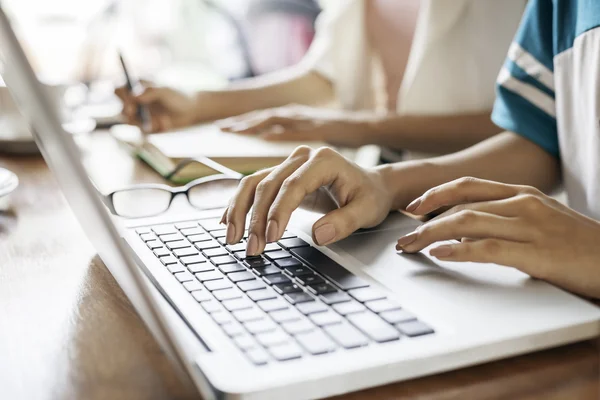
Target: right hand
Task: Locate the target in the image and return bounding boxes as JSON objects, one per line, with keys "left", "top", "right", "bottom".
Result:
{"left": 222, "top": 146, "right": 394, "bottom": 256}
{"left": 115, "top": 83, "right": 198, "bottom": 133}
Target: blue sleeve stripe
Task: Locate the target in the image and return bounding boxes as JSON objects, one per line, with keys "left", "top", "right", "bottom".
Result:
{"left": 492, "top": 86, "right": 560, "bottom": 158}
{"left": 504, "top": 59, "right": 555, "bottom": 98}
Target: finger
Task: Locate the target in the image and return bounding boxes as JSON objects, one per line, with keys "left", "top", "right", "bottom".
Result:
{"left": 246, "top": 147, "right": 314, "bottom": 255}
{"left": 266, "top": 148, "right": 342, "bottom": 244}
{"left": 406, "top": 177, "right": 534, "bottom": 215}
{"left": 215, "top": 110, "right": 263, "bottom": 130}
{"left": 311, "top": 194, "right": 383, "bottom": 246}
{"left": 136, "top": 87, "right": 166, "bottom": 105}
{"left": 428, "top": 239, "right": 529, "bottom": 269}
{"left": 397, "top": 210, "right": 530, "bottom": 253}
{"left": 225, "top": 168, "right": 274, "bottom": 245}
{"left": 429, "top": 196, "right": 529, "bottom": 223}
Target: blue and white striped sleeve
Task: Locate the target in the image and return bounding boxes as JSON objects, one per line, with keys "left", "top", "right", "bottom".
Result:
{"left": 491, "top": 0, "right": 559, "bottom": 158}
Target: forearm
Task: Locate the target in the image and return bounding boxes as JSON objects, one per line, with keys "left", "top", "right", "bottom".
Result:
{"left": 192, "top": 69, "right": 333, "bottom": 122}
{"left": 376, "top": 131, "right": 561, "bottom": 210}
{"left": 363, "top": 111, "right": 502, "bottom": 153}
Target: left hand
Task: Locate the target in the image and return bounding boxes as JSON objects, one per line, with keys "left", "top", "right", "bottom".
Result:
{"left": 215, "top": 104, "right": 368, "bottom": 148}
{"left": 396, "top": 177, "right": 600, "bottom": 299}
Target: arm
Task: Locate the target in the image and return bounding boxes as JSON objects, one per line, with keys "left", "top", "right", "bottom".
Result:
{"left": 378, "top": 131, "right": 561, "bottom": 210}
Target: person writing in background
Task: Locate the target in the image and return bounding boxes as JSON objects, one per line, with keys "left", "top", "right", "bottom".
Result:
{"left": 220, "top": 0, "right": 600, "bottom": 299}
{"left": 117, "top": 0, "right": 526, "bottom": 156}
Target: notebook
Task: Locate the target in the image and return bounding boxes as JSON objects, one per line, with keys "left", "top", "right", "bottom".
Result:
{"left": 111, "top": 124, "right": 327, "bottom": 184}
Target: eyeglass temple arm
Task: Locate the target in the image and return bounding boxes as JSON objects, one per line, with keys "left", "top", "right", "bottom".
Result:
{"left": 165, "top": 156, "right": 244, "bottom": 180}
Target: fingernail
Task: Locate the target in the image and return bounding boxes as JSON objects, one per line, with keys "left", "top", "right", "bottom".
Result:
{"left": 266, "top": 220, "right": 279, "bottom": 243}
{"left": 406, "top": 198, "right": 421, "bottom": 213}
{"left": 246, "top": 233, "right": 259, "bottom": 256}
{"left": 397, "top": 231, "right": 418, "bottom": 247}
{"left": 226, "top": 223, "right": 236, "bottom": 244}
{"left": 430, "top": 245, "right": 453, "bottom": 258}
{"left": 314, "top": 224, "right": 336, "bottom": 245}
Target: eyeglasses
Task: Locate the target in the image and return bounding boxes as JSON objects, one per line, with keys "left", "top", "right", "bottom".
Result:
{"left": 99, "top": 157, "right": 243, "bottom": 218}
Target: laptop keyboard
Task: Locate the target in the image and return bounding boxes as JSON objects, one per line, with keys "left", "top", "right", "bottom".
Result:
{"left": 135, "top": 217, "right": 434, "bottom": 366}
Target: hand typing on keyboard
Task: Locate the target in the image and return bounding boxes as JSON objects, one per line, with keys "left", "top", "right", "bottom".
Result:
{"left": 221, "top": 146, "right": 394, "bottom": 256}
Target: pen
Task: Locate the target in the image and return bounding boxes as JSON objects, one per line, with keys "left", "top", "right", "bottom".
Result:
{"left": 118, "top": 52, "right": 152, "bottom": 133}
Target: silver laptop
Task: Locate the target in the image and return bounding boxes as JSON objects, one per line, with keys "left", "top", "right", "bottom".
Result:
{"left": 1, "top": 7, "right": 599, "bottom": 399}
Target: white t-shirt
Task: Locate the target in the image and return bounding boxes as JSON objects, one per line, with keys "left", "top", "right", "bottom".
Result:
{"left": 301, "top": 0, "right": 527, "bottom": 117}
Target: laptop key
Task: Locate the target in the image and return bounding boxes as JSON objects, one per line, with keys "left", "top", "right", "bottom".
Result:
{"left": 269, "top": 308, "right": 302, "bottom": 324}
{"left": 268, "top": 342, "right": 303, "bottom": 361}
{"left": 210, "top": 228, "right": 227, "bottom": 238}
{"left": 264, "top": 243, "right": 281, "bottom": 252}
{"left": 212, "top": 288, "right": 243, "bottom": 301}
{"left": 201, "top": 300, "right": 224, "bottom": 314}
{"left": 218, "top": 263, "right": 246, "bottom": 274}
{"left": 346, "top": 312, "right": 400, "bottom": 343}
{"left": 278, "top": 237, "right": 310, "bottom": 250}
{"left": 263, "top": 274, "right": 291, "bottom": 286}
{"left": 307, "top": 283, "right": 337, "bottom": 295}
{"left": 282, "top": 264, "right": 313, "bottom": 276}
{"left": 222, "top": 297, "right": 254, "bottom": 312}
{"left": 273, "top": 282, "right": 302, "bottom": 295}
{"left": 226, "top": 242, "right": 247, "bottom": 252}
{"left": 245, "top": 256, "right": 272, "bottom": 269}
{"left": 320, "top": 291, "right": 352, "bottom": 305}
{"left": 296, "top": 274, "right": 324, "bottom": 286}
{"left": 380, "top": 309, "right": 417, "bottom": 324}
{"left": 160, "top": 255, "right": 178, "bottom": 266}
{"left": 237, "top": 279, "right": 267, "bottom": 292}
{"left": 294, "top": 330, "right": 336, "bottom": 355}
{"left": 332, "top": 301, "right": 366, "bottom": 316}
{"left": 153, "top": 247, "right": 170, "bottom": 257}
{"left": 187, "top": 233, "right": 212, "bottom": 243}
{"left": 180, "top": 227, "right": 206, "bottom": 237}
{"left": 255, "top": 329, "right": 290, "bottom": 347}
{"left": 211, "top": 255, "right": 237, "bottom": 266}
{"left": 175, "top": 221, "right": 197, "bottom": 230}
{"left": 146, "top": 240, "right": 163, "bottom": 250}
{"left": 324, "top": 323, "right": 369, "bottom": 349}
{"left": 212, "top": 312, "right": 234, "bottom": 325}
{"left": 187, "top": 263, "right": 214, "bottom": 273}
{"left": 140, "top": 233, "right": 157, "bottom": 242}
{"left": 183, "top": 280, "right": 203, "bottom": 292}
{"left": 296, "top": 301, "right": 328, "bottom": 315}
{"left": 252, "top": 265, "right": 281, "bottom": 277}
{"left": 244, "top": 318, "right": 278, "bottom": 334}
{"left": 348, "top": 287, "right": 386, "bottom": 303}
{"left": 173, "top": 247, "right": 199, "bottom": 258}
{"left": 191, "top": 290, "right": 212, "bottom": 302}
{"left": 245, "top": 348, "right": 269, "bottom": 366}
{"left": 247, "top": 288, "right": 277, "bottom": 302}
{"left": 180, "top": 255, "right": 207, "bottom": 265}
{"left": 152, "top": 225, "right": 178, "bottom": 235}
{"left": 281, "top": 319, "right": 315, "bottom": 335}
{"left": 195, "top": 270, "right": 225, "bottom": 282}
{"left": 203, "top": 247, "right": 229, "bottom": 258}
{"left": 257, "top": 298, "right": 290, "bottom": 313}
{"left": 265, "top": 250, "right": 292, "bottom": 261}
{"left": 233, "top": 308, "right": 264, "bottom": 323}
{"left": 204, "top": 279, "right": 233, "bottom": 291}
{"left": 291, "top": 247, "right": 370, "bottom": 290}
{"left": 167, "top": 263, "right": 186, "bottom": 274}
{"left": 233, "top": 250, "right": 248, "bottom": 260}
{"left": 159, "top": 233, "right": 184, "bottom": 243}
{"left": 309, "top": 311, "right": 343, "bottom": 326}
{"left": 396, "top": 320, "right": 435, "bottom": 337}
{"left": 284, "top": 291, "right": 314, "bottom": 305}
{"left": 174, "top": 271, "right": 194, "bottom": 282}
{"left": 195, "top": 240, "right": 220, "bottom": 251}
{"left": 365, "top": 299, "right": 402, "bottom": 313}
{"left": 228, "top": 271, "right": 256, "bottom": 283}
{"left": 198, "top": 218, "right": 224, "bottom": 231}
{"left": 166, "top": 240, "right": 191, "bottom": 250}
{"left": 233, "top": 334, "right": 258, "bottom": 351}
{"left": 222, "top": 322, "right": 245, "bottom": 337}
{"left": 274, "top": 258, "right": 303, "bottom": 269}
{"left": 136, "top": 227, "right": 152, "bottom": 234}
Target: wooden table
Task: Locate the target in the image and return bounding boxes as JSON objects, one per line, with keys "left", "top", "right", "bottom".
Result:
{"left": 1, "top": 132, "right": 599, "bottom": 400}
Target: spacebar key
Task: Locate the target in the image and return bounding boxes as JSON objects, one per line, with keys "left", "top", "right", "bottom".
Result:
{"left": 291, "top": 247, "right": 369, "bottom": 290}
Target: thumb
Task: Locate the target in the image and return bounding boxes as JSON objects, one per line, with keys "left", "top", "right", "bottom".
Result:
{"left": 312, "top": 200, "right": 366, "bottom": 246}
{"left": 136, "top": 87, "right": 166, "bottom": 105}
